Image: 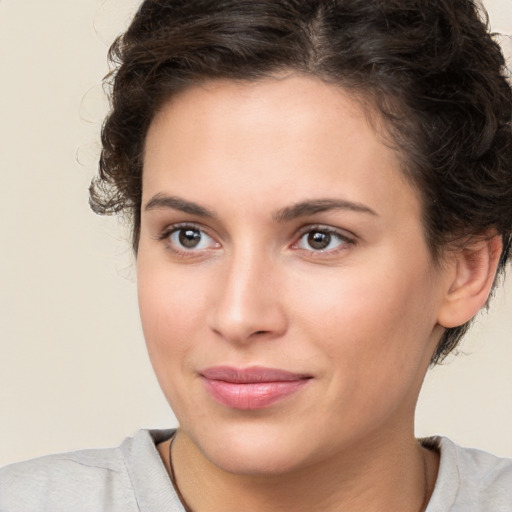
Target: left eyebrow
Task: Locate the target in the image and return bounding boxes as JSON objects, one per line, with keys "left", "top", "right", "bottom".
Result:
{"left": 273, "top": 199, "right": 378, "bottom": 222}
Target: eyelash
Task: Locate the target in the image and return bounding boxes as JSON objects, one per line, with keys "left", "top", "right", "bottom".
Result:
{"left": 157, "top": 223, "right": 356, "bottom": 257}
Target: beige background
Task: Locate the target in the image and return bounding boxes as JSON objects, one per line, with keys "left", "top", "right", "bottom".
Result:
{"left": 0, "top": 0, "right": 511, "bottom": 466}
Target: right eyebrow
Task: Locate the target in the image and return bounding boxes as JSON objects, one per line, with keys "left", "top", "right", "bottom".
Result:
{"left": 143, "top": 193, "right": 216, "bottom": 218}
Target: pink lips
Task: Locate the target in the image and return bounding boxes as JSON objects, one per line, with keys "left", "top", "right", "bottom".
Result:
{"left": 200, "top": 366, "right": 311, "bottom": 410}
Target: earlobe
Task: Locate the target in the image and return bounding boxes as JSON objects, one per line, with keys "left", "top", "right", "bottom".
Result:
{"left": 437, "top": 234, "right": 503, "bottom": 329}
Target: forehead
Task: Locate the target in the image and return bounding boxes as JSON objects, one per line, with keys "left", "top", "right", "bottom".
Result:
{"left": 142, "top": 74, "right": 419, "bottom": 222}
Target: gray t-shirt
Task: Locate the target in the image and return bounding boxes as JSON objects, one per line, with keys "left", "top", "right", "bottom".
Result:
{"left": 0, "top": 429, "right": 511, "bottom": 511}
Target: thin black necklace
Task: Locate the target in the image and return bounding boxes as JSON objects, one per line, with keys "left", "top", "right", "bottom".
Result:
{"left": 168, "top": 432, "right": 194, "bottom": 512}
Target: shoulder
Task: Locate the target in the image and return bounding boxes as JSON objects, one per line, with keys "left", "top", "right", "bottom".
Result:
{"left": 0, "top": 429, "right": 176, "bottom": 512}
{"left": 426, "top": 436, "right": 512, "bottom": 512}
{"left": 0, "top": 443, "right": 134, "bottom": 512}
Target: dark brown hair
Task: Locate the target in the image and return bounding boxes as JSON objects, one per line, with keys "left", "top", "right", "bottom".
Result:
{"left": 90, "top": 0, "right": 512, "bottom": 363}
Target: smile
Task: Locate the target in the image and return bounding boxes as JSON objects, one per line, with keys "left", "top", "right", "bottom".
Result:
{"left": 200, "top": 366, "right": 312, "bottom": 410}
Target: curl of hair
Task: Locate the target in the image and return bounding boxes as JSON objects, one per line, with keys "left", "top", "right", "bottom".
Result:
{"left": 90, "top": 0, "right": 512, "bottom": 364}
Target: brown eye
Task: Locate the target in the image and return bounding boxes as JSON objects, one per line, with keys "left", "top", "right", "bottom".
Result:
{"left": 296, "top": 228, "right": 351, "bottom": 253}
{"left": 307, "top": 231, "right": 332, "bottom": 250}
{"left": 178, "top": 228, "right": 202, "bottom": 248}
{"left": 167, "top": 226, "right": 218, "bottom": 251}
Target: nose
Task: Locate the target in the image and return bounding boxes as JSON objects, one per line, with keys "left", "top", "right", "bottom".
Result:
{"left": 207, "top": 249, "right": 288, "bottom": 345}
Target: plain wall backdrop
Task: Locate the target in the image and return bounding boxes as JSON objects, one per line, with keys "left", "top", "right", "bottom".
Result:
{"left": 0, "top": 0, "right": 511, "bottom": 466}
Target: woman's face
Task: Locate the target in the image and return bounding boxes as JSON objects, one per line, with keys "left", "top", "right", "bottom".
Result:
{"left": 138, "top": 75, "right": 450, "bottom": 474}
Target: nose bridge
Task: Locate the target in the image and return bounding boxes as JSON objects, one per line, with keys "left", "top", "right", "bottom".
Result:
{"left": 208, "top": 241, "right": 286, "bottom": 343}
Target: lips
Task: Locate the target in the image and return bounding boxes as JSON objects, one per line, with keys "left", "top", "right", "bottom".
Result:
{"left": 200, "top": 366, "right": 312, "bottom": 410}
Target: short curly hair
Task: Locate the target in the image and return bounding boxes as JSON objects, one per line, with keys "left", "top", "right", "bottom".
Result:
{"left": 90, "top": 0, "right": 512, "bottom": 364}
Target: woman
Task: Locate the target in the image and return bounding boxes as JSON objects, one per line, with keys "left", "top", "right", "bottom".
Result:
{"left": 1, "top": 0, "right": 512, "bottom": 510}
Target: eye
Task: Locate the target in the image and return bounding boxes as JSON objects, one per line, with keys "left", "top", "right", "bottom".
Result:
{"left": 165, "top": 225, "right": 219, "bottom": 252}
{"left": 296, "top": 228, "right": 352, "bottom": 253}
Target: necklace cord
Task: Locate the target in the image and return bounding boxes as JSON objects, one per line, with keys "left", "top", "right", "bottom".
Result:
{"left": 169, "top": 432, "right": 195, "bottom": 512}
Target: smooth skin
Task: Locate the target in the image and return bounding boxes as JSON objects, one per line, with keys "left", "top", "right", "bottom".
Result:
{"left": 137, "top": 74, "right": 501, "bottom": 512}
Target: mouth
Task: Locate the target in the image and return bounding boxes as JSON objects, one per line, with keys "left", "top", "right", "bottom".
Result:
{"left": 200, "top": 366, "right": 312, "bottom": 410}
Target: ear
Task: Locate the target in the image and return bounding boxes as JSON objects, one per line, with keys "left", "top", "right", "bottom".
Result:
{"left": 437, "top": 234, "right": 503, "bottom": 328}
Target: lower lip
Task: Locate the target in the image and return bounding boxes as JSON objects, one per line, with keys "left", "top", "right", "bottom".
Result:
{"left": 202, "top": 378, "right": 310, "bottom": 410}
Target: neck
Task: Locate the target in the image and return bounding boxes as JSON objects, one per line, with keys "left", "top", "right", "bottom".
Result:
{"left": 160, "top": 427, "right": 439, "bottom": 512}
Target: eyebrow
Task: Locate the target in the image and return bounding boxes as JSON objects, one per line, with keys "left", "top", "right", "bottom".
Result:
{"left": 143, "top": 194, "right": 377, "bottom": 221}
{"left": 144, "top": 194, "right": 216, "bottom": 218}
{"left": 273, "top": 199, "right": 378, "bottom": 222}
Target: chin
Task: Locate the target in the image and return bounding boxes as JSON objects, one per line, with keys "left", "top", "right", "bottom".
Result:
{"left": 186, "top": 420, "right": 313, "bottom": 476}
{"left": 209, "top": 444, "right": 303, "bottom": 476}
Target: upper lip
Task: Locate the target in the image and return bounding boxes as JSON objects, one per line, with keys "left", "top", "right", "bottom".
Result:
{"left": 200, "top": 366, "right": 312, "bottom": 383}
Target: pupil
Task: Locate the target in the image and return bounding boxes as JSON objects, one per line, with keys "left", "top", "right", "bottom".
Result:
{"left": 308, "top": 231, "right": 331, "bottom": 250}
{"left": 179, "top": 229, "right": 201, "bottom": 248}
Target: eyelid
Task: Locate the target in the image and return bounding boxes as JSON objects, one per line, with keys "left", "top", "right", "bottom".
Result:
{"left": 295, "top": 223, "right": 356, "bottom": 241}
{"left": 157, "top": 222, "right": 213, "bottom": 240}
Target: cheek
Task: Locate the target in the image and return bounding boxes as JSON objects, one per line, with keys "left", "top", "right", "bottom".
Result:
{"left": 320, "top": 275, "right": 435, "bottom": 425}
{"left": 290, "top": 261, "right": 438, "bottom": 381}
{"left": 137, "top": 261, "right": 209, "bottom": 365}
{"left": 136, "top": 260, "right": 217, "bottom": 418}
